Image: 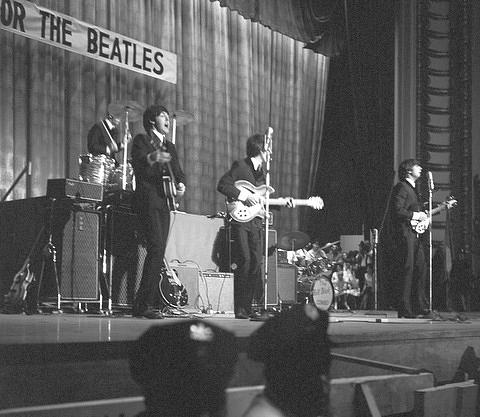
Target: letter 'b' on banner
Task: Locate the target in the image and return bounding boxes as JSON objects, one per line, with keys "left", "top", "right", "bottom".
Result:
{"left": 0, "top": 0, "right": 177, "bottom": 84}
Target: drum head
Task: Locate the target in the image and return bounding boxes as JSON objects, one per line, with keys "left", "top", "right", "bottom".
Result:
{"left": 310, "top": 276, "right": 334, "bottom": 311}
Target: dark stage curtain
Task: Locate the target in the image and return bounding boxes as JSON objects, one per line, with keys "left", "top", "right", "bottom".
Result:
{"left": 311, "top": 0, "right": 395, "bottom": 244}
{"left": 0, "top": 0, "right": 329, "bottom": 239}
{"left": 213, "top": 0, "right": 345, "bottom": 56}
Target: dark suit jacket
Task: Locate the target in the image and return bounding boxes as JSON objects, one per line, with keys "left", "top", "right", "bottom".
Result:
{"left": 131, "top": 133, "right": 185, "bottom": 211}
{"left": 217, "top": 158, "right": 265, "bottom": 202}
{"left": 391, "top": 179, "right": 424, "bottom": 237}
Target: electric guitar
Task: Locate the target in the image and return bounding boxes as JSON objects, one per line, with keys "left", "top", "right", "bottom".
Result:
{"left": 158, "top": 258, "right": 188, "bottom": 308}
{"left": 410, "top": 196, "right": 457, "bottom": 234}
{"left": 149, "top": 134, "right": 180, "bottom": 211}
{"left": 3, "top": 256, "right": 35, "bottom": 312}
{"left": 226, "top": 180, "right": 324, "bottom": 222}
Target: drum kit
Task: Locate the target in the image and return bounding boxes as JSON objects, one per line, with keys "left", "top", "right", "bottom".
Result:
{"left": 78, "top": 101, "right": 194, "bottom": 192}
{"left": 278, "top": 231, "right": 336, "bottom": 311}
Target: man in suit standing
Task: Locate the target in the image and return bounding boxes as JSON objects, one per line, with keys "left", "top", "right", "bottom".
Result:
{"left": 391, "top": 159, "right": 431, "bottom": 318}
{"left": 131, "top": 104, "right": 186, "bottom": 319}
{"left": 217, "top": 134, "right": 268, "bottom": 319}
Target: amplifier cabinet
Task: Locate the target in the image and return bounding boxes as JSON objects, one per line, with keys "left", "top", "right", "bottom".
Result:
{"left": 276, "top": 264, "right": 298, "bottom": 304}
{"left": 47, "top": 178, "right": 104, "bottom": 202}
{"left": 199, "top": 272, "right": 234, "bottom": 313}
{"left": 55, "top": 208, "right": 100, "bottom": 300}
{"left": 172, "top": 266, "right": 234, "bottom": 313}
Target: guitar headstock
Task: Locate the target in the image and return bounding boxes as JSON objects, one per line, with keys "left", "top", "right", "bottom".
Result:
{"left": 445, "top": 196, "right": 457, "bottom": 209}
{"left": 308, "top": 196, "right": 324, "bottom": 210}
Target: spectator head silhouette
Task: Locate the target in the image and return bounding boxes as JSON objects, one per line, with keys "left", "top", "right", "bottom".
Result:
{"left": 129, "top": 320, "right": 238, "bottom": 417}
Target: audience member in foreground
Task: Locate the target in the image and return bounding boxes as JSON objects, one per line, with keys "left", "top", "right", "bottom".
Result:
{"left": 129, "top": 320, "right": 238, "bottom": 417}
{"left": 243, "top": 304, "right": 331, "bottom": 417}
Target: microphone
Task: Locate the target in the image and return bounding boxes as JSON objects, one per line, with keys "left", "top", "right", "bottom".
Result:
{"left": 428, "top": 171, "right": 434, "bottom": 191}
{"left": 264, "top": 127, "right": 273, "bottom": 152}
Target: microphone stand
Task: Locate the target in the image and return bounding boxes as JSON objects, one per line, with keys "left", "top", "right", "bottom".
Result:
{"left": 428, "top": 175, "right": 433, "bottom": 310}
{"left": 262, "top": 128, "right": 273, "bottom": 313}
{"left": 122, "top": 109, "right": 132, "bottom": 190}
{"left": 370, "top": 228, "right": 379, "bottom": 310}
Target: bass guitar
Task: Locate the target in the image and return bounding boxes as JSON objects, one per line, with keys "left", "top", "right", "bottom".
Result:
{"left": 149, "top": 134, "right": 180, "bottom": 211}
{"left": 410, "top": 196, "right": 457, "bottom": 234}
{"left": 226, "top": 180, "right": 324, "bottom": 223}
{"left": 159, "top": 258, "right": 188, "bottom": 308}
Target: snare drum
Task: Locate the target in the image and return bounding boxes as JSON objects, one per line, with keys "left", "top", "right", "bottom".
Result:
{"left": 310, "top": 276, "right": 334, "bottom": 311}
{"left": 79, "top": 154, "right": 115, "bottom": 185}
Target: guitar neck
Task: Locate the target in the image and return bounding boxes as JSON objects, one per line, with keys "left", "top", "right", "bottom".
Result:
{"left": 430, "top": 204, "right": 447, "bottom": 216}
{"left": 268, "top": 198, "right": 310, "bottom": 207}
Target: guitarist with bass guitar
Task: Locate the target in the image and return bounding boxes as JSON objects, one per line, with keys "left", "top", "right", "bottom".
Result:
{"left": 217, "top": 133, "right": 323, "bottom": 319}
{"left": 131, "top": 104, "right": 186, "bottom": 319}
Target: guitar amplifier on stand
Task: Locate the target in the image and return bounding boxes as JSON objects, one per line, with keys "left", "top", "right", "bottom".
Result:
{"left": 47, "top": 178, "right": 104, "bottom": 202}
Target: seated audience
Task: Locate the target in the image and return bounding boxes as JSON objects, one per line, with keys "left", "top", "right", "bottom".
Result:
{"left": 244, "top": 304, "right": 331, "bottom": 417}
{"left": 129, "top": 320, "right": 238, "bottom": 417}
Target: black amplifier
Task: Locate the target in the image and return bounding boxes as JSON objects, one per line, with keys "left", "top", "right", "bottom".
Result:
{"left": 47, "top": 178, "right": 104, "bottom": 202}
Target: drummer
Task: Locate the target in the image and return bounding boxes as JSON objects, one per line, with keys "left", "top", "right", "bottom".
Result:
{"left": 304, "top": 240, "right": 327, "bottom": 264}
{"left": 87, "top": 112, "right": 122, "bottom": 162}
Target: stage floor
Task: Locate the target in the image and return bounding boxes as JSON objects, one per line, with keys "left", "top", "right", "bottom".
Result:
{"left": 0, "top": 308, "right": 478, "bottom": 345}
{"left": 1, "top": 308, "right": 480, "bottom": 409}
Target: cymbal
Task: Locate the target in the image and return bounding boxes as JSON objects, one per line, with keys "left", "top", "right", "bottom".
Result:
{"left": 108, "top": 101, "right": 144, "bottom": 122}
{"left": 172, "top": 110, "right": 195, "bottom": 126}
{"left": 278, "top": 231, "right": 310, "bottom": 251}
{"left": 320, "top": 240, "right": 340, "bottom": 250}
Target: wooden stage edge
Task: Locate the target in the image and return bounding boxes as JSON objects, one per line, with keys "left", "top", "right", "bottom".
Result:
{"left": 1, "top": 309, "right": 480, "bottom": 409}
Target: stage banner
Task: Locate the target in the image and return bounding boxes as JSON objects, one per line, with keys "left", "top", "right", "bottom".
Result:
{"left": 0, "top": 0, "right": 177, "bottom": 84}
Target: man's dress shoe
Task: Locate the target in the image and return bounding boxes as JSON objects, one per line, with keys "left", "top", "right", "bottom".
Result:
{"left": 134, "top": 308, "right": 164, "bottom": 319}
{"left": 235, "top": 308, "right": 250, "bottom": 319}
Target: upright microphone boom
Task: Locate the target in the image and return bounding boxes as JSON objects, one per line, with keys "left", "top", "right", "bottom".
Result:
{"left": 264, "top": 127, "right": 273, "bottom": 153}
{"left": 428, "top": 171, "right": 434, "bottom": 191}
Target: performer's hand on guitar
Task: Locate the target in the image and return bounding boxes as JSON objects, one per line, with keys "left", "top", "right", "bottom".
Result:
{"left": 148, "top": 149, "right": 171, "bottom": 165}
{"left": 413, "top": 211, "right": 428, "bottom": 222}
{"left": 176, "top": 182, "right": 186, "bottom": 197}
{"left": 244, "top": 194, "right": 261, "bottom": 207}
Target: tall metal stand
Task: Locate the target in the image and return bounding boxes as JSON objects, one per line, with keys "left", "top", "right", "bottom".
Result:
{"left": 122, "top": 110, "right": 132, "bottom": 190}
{"left": 428, "top": 176, "right": 434, "bottom": 310}
{"left": 36, "top": 199, "right": 62, "bottom": 313}
{"left": 262, "top": 128, "right": 273, "bottom": 312}
{"left": 371, "top": 228, "right": 379, "bottom": 310}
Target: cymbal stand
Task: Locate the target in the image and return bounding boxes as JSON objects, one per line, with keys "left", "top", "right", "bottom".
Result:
{"left": 122, "top": 109, "right": 132, "bottom": 190}
{"left": 36, "top": 198, "right": 62, "bottom": 313}
{"left": 262, "top": 128, "right": 273, "bottom": 312}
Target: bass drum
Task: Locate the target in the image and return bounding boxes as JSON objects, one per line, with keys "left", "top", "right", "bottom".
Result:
{"left": 310, "top": 276, "right": 334, "bottom": 311}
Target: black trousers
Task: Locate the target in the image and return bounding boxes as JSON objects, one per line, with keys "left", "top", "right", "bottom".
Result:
{"left": 134, "top": 204, "right": 170, "bottom": 312}
{"left": 398, "top": 232, "right": 428, "bottom": 315}
{"left": 230, "top": 219, "right": 263, "bottom": 313}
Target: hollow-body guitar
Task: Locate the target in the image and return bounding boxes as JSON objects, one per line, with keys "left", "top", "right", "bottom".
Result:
{"left": 226, "top": 180, "right": 324, "bottom": 222}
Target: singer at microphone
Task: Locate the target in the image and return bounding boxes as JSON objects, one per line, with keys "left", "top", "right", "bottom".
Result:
{"left": 391, "top": 159, "right": 432, "bottom": 318}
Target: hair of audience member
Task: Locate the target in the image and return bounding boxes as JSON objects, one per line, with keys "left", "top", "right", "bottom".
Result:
{"left": 248, "top": 304, "right": 331, "bottom": 417}
{"left": 129, "top": 320, "right": 238, "bottom": 417}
